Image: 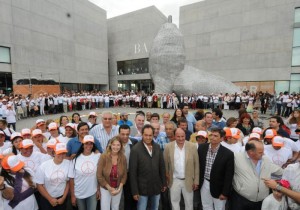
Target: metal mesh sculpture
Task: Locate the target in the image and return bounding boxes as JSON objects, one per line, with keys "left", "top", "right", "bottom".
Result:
{"left": 149, "top": 20, "right": 185, "bottom": 93}
{"left": 149, "top": 16, "right": 239, "bottom": 94}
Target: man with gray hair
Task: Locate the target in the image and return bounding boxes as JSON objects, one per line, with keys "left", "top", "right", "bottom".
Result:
{"left": 230, "top": 140, "right": 283, "bottom": 210}
{"left": 90, "top": 111, "right": 119, "bottom": 151}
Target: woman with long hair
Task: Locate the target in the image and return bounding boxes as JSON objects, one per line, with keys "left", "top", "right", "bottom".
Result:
{"left": 236, "top": 113, "right": 254, "bottom": 136}
{"left": 64, "top": 123, "right": 77, "bottom": 140}
{"left": 66, "top": 122, "right": 102, "bottom": 159}
{"left": 59, "top": 116, "right": 69, "bottom": 136}
{"left": 69, "top": 135, "right": 100, "bottom": 210}
{"left": 11, "top": 133, "right": 22, "bottom": 155}
{"left": 1, "top": 155, "right": 37, "bottom": 210}
{"left": 285, "top": 110, "right": 300, "bottom": 141}
{"left": 97, "top": 136, "right": 127, "bottom": 210}
{"left": 71, "top": 113, "right": 82, "bottom": 126}
{"left": 170, "top": 109, "right": 185, "bottom": 125}
{"left": 35, "top": 143, "right": 70, "bottom": 210}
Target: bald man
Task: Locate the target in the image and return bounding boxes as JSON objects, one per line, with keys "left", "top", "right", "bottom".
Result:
{"left": 164, "top": 128, "right": 199, "bottom": 210}
{"left": 230, "top": 140, "right": 283, "bottom": 210}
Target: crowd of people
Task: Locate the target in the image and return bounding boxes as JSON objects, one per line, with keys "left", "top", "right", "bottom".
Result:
{"left": 0, "top": 91, "right": 300, "bottom": 210}
{"left": 0, "top": 90, "right": 299, "bottom": 134}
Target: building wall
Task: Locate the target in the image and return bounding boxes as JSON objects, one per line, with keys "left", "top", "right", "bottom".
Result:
{"left": 180, "top": 0, "right": 300, "bottom": 82}
{"left": 107, "top": 6, "right": 167, "bottom": 90}
{"left": 0, "top": 0, "right": 108, "bottom": 87}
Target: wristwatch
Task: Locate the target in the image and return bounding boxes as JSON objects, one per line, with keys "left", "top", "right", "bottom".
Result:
{"left": 276, "top": 184, "right": 282, "bottom": 191}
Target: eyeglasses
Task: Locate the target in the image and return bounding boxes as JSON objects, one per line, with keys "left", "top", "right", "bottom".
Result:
{"left": 103, "top": 118, "right": 112, "bottom": 120}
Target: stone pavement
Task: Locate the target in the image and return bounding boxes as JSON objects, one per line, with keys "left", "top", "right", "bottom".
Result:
{"left": 14, "top": 107, "right": 273, "bottom": 132}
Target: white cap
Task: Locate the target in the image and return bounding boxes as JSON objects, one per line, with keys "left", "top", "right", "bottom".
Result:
{"left": 47, "top": 138, "right": 57, "bottom": 149}
{"left": 19, "top": 139, "right": 34, "bottom": 149}
{"left": 32, "top": 129, "right": 43, "bottom": 137}
{"left": 21, "top": 128, "right": 31, "bottom": 136}
{"left": 83, "top": 135, "right": 94, "bottom": 143}
{"left": 196, "top": 131, "right": 208, "bottom": 138}
{"left": 36, "top": 119, "right": 45, "bottom": 126}
{"left": 65, "top": 123, "right": 75, "bottom": 129}
{"left": 54, "top": 143, "right": 68, "bottom": 154}
{"left": 10, "top": 132, "right": 22, "bottom": 141}
{"left": 89, "top": 112, "right": 97, "bottom": 117}
{"left": 272, "top": 136, "right": 284, "bottom": 147}
{"left": 249, "top": 133, "right": 260, "bottom": 140}
{"left": 48, "top": 122, "right": 58, "bottom": 131}
{"left": 252, "top": 127, "right": 262, "bottom": 135}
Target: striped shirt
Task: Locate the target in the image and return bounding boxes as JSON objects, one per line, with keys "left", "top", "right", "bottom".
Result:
{"left": 89, "top": 124, "right": 119, "bottom": 151}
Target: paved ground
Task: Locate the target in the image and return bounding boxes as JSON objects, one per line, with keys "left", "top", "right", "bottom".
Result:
{"left": 14, "top": 107, "right": 273, "bottom": 132}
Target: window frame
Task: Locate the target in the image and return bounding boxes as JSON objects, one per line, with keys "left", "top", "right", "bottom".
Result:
{"left": 0, "top": 46, "right": 11, "bottom": 64}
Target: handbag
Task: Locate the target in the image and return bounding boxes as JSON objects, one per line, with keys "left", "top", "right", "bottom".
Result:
{"left": 17, "top": 106, "right": 23, "bottom": 114}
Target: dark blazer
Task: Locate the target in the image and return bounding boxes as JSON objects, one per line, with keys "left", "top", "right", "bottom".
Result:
{"left": 129, "top": 137, "right": 138, "bottom": 148}
{"left": 129, "top": 141, "right": 166, "bottom": 196}
{"left": 198, "top": 143, "right": 234, "bottom": 198}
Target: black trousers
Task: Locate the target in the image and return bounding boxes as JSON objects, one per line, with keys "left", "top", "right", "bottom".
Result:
{"left": 229, "top": 190, "right": 262, "bottom": 210}
{"left": 123, "top": 174, "right": 137, "bottom": 210}
{"left": 39, "top": 194, "right": 67, "bottom": 210}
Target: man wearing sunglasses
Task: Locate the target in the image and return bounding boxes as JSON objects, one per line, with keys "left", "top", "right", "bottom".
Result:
{"left": 90, "top": 111, "right": 119, "bottom": 151}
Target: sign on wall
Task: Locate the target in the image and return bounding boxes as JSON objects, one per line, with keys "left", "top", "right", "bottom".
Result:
{"left": 233, "top": 81, "right": 275, "bottom": 93}
{"left": 134, "top": 43, "right": 148, "bottom": 54}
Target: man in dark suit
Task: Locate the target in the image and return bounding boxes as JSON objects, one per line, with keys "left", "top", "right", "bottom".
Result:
{"left": 129, "top": 124, "right": 167, "bottom": 210}
{"left": 119, "top": 124, "right": 138, "bottom": 210}
{"left": 198, "top": 128, "right": 234, "bottom": 210}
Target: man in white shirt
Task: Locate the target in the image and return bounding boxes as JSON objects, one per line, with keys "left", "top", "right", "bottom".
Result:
{"left": 164, "top": 128, "right": 199, "bottom": 210}
{"left": 89, "top": 111, "right": 119, "bottom": 151}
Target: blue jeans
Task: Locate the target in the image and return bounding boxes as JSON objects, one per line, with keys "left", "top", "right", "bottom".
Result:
{"left": 137, "top": 194, "right": 160, "bottom": 210}
{"left": 105, "top": 102, "right": 109, "bottom": 108}
{"left": 76, "top": 193, "right": 97, "bottom": 210}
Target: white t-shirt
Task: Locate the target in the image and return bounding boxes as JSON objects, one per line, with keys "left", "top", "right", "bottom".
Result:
{"left": 261, "top": 193, "right": 288, "bottom": 210}
{"left": 221, "top": 142, "right": 242, "bottom": 153}
{"left": 17, "top": 152, "right": 52, "bottom": 174}
{"left": 0, "top": 141, "right": 12, "bottom": 152}
{"left": 264, "top": 145, "right": 292, "bottom": 167}
{"left": 4, "top": 176, "right": 38, "bottom": 210}
{"left": 282, "top": 163, "right": 300, "bottom": 209}
{"left": 33, "top": 143, "right": 47, "bottom": 153}
{"left": 35, "top": 159, "right": 70, "bottom": 198}
{"left": 283, "top": 138, "right": 300, "bottom": 152}
{"left": 68, "top": 152, "right": 100, "bottom": 199}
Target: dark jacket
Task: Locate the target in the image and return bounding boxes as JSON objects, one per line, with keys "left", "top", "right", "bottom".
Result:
{"left": 198, "top": 143, "right": 234, "bottom": 198}
{"left": 129, "top": 141, "right": 166, "bottom": 196}
{"left": 236, "top": 123, "right": 254, "bottom": 136}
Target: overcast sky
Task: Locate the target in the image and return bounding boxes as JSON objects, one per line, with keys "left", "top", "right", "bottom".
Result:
{"left": 89, "top": 0, "right": 202, "bottom": 26}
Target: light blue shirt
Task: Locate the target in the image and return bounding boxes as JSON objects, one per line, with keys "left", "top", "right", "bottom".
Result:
{"left": 186, "top": 113, "right": 197, "bottom": 133}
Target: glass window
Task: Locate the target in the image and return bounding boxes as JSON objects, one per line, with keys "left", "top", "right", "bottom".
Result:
{"left": 292, "top": 47, "right": 300, "bottom": 66}
{"left": 117, "top": 58, "right": 149, "bottom": 75}
{"left": 291, "top": 74, "right": 300, "bottom": 80}
{"left": 295, "top": 8, "right": 300, "bottom": 23}
{"left": 290, "top": 80, "right": 300, "bottom": 93}
{"left": 275, "top": 81, "right": 290, "bottom": 93}
{"left": 293, "top": 29, "right": 300, "bottom": 47}
{"left": 0, "top": 47, "right": 10, "bottom": 63}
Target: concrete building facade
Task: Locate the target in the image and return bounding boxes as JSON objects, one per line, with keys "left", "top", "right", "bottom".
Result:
{"left": 180, "top": 0, "right": 300, "bottom": 93}
{"left": 107, "top": 6, "right": 167, "bottom": 92}
{"left": 0, "top": 0, "right": 108, "bottom": 93}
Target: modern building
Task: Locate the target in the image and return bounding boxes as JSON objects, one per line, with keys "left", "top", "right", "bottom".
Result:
{"left": 180, "top": 0, "right": 300, "bottom": 93}
{"left": 107, "top": 6, "right": 167, "bottom": 92}
{"left": 0, "top": 0, "right": 108, "bottom": 94}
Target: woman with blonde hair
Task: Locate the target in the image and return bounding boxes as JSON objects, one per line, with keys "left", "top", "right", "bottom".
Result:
{"left": 97, "top": 136, "right": 127, "bottom": 210}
